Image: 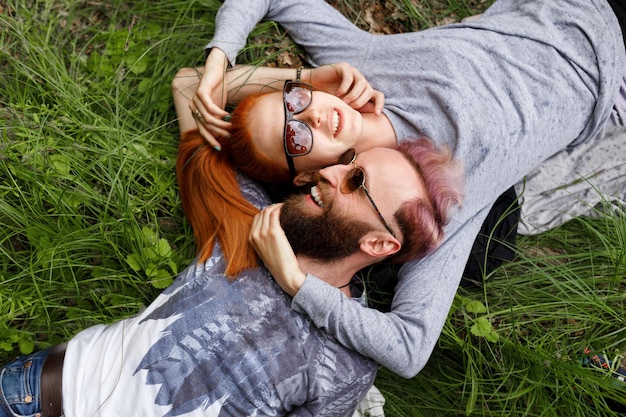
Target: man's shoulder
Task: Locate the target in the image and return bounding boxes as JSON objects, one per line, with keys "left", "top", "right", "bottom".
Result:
{"left": 237, "top": 172, "right": 272, "bottom": 209}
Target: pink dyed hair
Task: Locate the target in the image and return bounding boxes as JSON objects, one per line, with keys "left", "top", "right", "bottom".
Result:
{"left": 389, "top": 138, "right": 464, "bottom": 263}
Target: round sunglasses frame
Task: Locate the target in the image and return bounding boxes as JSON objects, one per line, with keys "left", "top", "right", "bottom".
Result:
{"left": 340, "top": 161, "right": 397, "bottom": 238}
{"left": 283, "top": 80, "right": 314, "bottom": 179}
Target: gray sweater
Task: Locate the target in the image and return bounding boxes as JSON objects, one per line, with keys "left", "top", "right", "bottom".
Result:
{"left": 207, "top": 0, "right": 624, "bottom": 377}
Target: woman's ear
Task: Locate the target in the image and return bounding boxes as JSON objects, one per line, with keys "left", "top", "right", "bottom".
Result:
{"left": 359, "top": 232, "right": 401, "bottom": 259}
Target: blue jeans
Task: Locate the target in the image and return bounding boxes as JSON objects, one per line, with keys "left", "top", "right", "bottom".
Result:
{"left": 0, "top": 349, "right": 50, "bottom": 417}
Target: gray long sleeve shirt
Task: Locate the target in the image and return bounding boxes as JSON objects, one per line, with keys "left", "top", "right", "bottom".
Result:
{"left": 207, "top": 0, "right": 624, "bottom": 377}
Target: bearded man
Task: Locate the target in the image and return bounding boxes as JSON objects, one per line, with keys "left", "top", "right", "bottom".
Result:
{"left": 0, "top": 143, "right": 462, "bottom": 417}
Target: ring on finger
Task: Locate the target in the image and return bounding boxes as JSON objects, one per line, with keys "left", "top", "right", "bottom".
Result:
{"left": 192, "top": 109, "right": 203, "bottom": 121}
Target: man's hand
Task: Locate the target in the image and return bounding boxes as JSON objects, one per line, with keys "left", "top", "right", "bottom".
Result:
{"left": 190, "top": 48, "right": 232, "bottom": 150}
{"left": 249, "top": 204, "right": 306, "bottom": 297}
{"left": 310, "top": 63, "right": 384, "bottom": 115}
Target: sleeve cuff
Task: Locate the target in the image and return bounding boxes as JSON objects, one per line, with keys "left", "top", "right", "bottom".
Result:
{"left": 205, "top": 43, "right": 239, "bottom": 67}
{"left": 291, "top": 274, "right": 340, "bottom": 318}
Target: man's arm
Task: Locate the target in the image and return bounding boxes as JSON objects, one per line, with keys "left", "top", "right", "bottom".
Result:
{"left": 201, "top": 0, "right": 474, "bottom": 377}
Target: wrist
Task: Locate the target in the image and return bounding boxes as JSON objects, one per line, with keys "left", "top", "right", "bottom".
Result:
{"left": 296, "top": 66, "right": 312, "bottom": 84}
{"left": 284, "top": 270, "right": 307, "bottom": 297}
{"left": 303, "top": 67, "right": 312, "bottom": 84}
{"left": 206, "top": 48, "right": 228, "bottom": 69}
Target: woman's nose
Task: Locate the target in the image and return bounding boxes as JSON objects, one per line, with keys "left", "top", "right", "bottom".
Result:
{"left": 298, "top": 108, "right": 322, "bottom": 128}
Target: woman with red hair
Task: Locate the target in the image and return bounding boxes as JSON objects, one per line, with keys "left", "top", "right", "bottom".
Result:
{"left": 174, "top": 62, "right": 389, "bottom": 183}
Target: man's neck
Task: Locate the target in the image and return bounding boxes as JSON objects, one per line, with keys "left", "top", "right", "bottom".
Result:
{"left": 296, "top": 255, "right": 368, "bottom": 297}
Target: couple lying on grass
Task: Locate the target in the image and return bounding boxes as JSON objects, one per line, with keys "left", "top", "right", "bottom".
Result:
{"left": 1, "top": 0, "right": 626, "bottom": 415}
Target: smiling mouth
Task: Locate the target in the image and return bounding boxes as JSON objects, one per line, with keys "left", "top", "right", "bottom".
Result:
{"left": 311, "top": 185, "right": 324, "bottom": 208}
{"left": 332, "top": 110, "right": 340, "bottom": 136}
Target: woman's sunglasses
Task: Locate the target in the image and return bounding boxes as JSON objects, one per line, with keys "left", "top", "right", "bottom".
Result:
{"left": 283, "top": 80, "right": 314, "bottom": 178}
{"left": 340, "top": 159, "right": 397, "bottom": 238}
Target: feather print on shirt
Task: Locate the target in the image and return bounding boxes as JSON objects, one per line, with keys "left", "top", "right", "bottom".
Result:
{"left": 133, "top": 174, "right": 377, "bottom": 416}
{"left": 134, "top": 248, "right": 321, "bottom": 416}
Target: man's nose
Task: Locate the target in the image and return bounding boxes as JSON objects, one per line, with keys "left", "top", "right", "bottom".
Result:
{"left": 319, "top": 162, "right": 350, "bottom": 189}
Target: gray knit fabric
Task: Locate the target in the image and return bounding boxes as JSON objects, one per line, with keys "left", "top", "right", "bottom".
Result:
{"left": 207, "top": 0, "right": 624, "bottom": 377}
{"left": 517, "top": 63, "right": 626, "bottom": 234}
{"left": 517, "top": 126, "right": 626, "bottom": 234}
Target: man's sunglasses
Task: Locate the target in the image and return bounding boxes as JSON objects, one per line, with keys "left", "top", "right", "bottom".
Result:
{"left": 340, "top": 158, "right": 397, "bottom": 238}
{"left": 283, "top": 79, "right": 314, "bottom": 179}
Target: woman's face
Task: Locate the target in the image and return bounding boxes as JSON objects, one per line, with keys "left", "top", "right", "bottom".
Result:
{"left": 247, "top": 90, "right": 363, "bottom": 174}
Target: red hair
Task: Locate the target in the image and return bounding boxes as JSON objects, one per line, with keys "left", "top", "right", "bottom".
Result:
{"left": 176, "top": 130, "right": 260, "bottom": 277}
{"left": 390, "top": 138, "right": 464, "bottom": 263}
{"left": 176, "top": 93, "right": 292, "bottom": 277}
{"left": 228, "top": 93, "right": 291, "bottom": 183}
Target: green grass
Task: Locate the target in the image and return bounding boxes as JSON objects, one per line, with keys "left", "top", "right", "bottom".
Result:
{"left": 1, "top": 0, "right": 625, "bottom": 415}
{"left": 375, "top": 213, "right": 626, "bottom": 416}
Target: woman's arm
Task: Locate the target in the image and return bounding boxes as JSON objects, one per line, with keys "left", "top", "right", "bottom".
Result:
{"left": 292, "top": 219, "right": 483, "bottom": 377}
{"left": 186, "top": 51, "right": 300, "bottom": 146}
{"left": 250, "top": 199, "right": 484, "bottom": 377}
{"left": 190, "top": 0, "right": 374, "bottom": 147}
{"left": 174, "top": 55, "right": 305, "bottom": 145}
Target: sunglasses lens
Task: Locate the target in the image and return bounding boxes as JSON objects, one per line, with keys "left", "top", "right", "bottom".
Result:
{"left": 285, "top": 121, "right": 313, "bottom": 156}
{"left": 284, "top": 82, "right": 312, "bottom": 113}
{"left": 337, "top": 148, "right": 356, "bottom": 165}
{"left": 341, "top": 167, "right": 365, "bottom": 194}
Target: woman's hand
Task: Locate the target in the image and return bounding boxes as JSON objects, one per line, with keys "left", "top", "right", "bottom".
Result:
{"left": 309, "top": 63, "right": 384, "bottom": 115}
{"left": 190, "top": 48, "right": 233, "bottom": 150}
{"left": 249, "top": 204, "right": 306, "bottom": 297}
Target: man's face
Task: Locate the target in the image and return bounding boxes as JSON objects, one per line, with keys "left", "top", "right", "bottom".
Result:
{"left": 280, "top": 186, "right": 374, "bottom": 262}
{"left": 280, "top": 147, "right": 425, "bottom": 261}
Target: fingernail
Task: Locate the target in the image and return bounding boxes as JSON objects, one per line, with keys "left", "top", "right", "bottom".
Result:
{"left": 222, "top": 114, "right": 231, "bottom": 122}
{"left": 213, "top": 145, "right": 221, "bottom": 151}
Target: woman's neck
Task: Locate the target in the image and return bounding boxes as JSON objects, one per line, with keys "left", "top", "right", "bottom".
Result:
{"left": 358, "top": 112, "right": 397, "bottom": 151}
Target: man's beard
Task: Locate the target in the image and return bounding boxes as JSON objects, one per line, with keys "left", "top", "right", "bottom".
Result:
{"left": 280, "top": 192, "right": 374, "bottom": 262}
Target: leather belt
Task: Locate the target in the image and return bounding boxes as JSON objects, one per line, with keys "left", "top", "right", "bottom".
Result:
{"left": 40, "top": 343, "right": 66, "bottom": 417}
